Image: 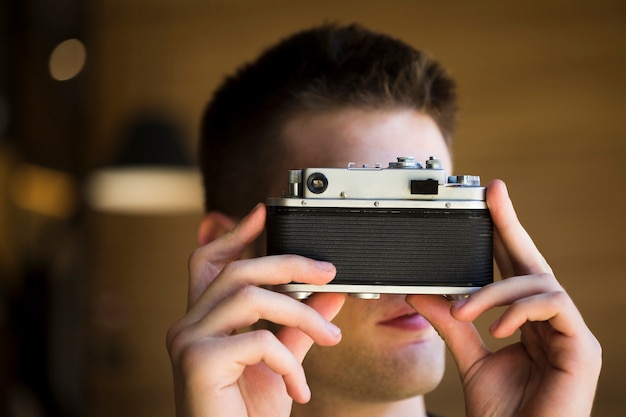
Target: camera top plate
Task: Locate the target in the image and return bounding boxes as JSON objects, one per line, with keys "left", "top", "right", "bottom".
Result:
{"left": 275, "top": 156, "right": 486, "bottom": 203}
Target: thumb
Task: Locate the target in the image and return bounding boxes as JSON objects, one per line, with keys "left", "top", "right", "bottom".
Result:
{"left": 406, "top": 294, "right": 489, "bottom": 377}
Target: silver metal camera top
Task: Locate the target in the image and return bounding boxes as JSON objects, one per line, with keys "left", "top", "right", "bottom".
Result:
{"left": 448, "top": 175, "right": 481, "bottom": 186}
{"left": 280, "top": 156, "right": 485, "bottom": 202}
{"left": 388, "top": 156, "right": 422, "bottom": 169}
{"left": 425, "top": 156, "right": 442, "bottom": 169}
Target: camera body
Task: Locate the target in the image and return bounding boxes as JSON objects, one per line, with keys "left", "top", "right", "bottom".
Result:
{"left": 265, "top": 157, "right": 493, "bottom": 299}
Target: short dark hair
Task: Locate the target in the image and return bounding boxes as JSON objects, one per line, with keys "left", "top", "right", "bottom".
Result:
{"left": 200, "top": 23, "right": 457, "bottom": 217}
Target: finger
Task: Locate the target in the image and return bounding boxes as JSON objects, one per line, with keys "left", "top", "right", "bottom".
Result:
{"left": 192, "top": 286, "right": 343, "bottom": 348}
{"left": 277, "top": 292, "right": 346, "bottom": 362}
{"left": 203, "top": 202, "right": 267, "bottom": 264}
{"left": 450, "top": 273, "right": 562, "bottom": 323}
{"left": 487, "top": 180, "right": 552, "bottom": 276}
{"left": 487, "top": 290, "right": 584, "bottom": 339}
{"left": 187, "top": 203, "right": 267, "bottom": 306}
{"left": 406, "top": 294, "right": 489, "bottom": 377}
{"left": 186, "top": 255, "right": 336, "bottom": 322}
{"left": 213, "top": 330, "right": 312, "bottom": 404}
{"left": 493, "top": 227, "right": 515, "bottom": 279}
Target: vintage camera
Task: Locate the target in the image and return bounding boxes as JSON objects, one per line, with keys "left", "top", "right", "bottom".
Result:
{"left": 265, "top": 157, "right": 493, "bottom": 299}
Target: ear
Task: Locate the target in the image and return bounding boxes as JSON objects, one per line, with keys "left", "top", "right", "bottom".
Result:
{"left": 197, "top": 211, "right": 238, "bottom": 246}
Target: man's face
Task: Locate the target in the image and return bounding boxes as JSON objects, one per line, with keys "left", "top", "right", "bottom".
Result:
{"left": 280, "top": 108, "right": 451, "bottom": 403}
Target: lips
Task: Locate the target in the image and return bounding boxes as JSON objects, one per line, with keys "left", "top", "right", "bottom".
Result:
{"left": 378, "top": 308, "right": 432, "bottom": 331}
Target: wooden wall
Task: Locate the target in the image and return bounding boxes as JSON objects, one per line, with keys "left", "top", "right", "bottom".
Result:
{"left": 83, "top": 1, "right": 626, "bottom": 416}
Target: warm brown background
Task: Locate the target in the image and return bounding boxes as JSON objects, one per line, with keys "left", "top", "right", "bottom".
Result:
{"left": 2, "top": 1, "right": 625, "bottom": 416}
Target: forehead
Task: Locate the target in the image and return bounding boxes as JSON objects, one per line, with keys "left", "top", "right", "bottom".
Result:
{"left": 281, "top": 108, "right": 452, "bottom": 171}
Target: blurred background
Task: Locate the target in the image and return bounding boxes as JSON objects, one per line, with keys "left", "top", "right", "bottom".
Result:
{"left": 0, "top": 1, "right": 624, "bottom": 416}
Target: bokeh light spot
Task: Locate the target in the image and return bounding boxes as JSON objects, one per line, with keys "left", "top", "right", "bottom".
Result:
{"left": 49, "top": 38, "right": 86, "bottom": 81}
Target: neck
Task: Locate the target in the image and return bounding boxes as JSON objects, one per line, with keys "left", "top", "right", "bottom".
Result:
{"left": 291, "top": 394, "right": 428, "bottom": 417}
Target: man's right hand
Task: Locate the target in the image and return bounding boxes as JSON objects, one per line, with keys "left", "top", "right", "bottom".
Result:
{"left": 166, "top": 203, "right": 345, "bottom": 417}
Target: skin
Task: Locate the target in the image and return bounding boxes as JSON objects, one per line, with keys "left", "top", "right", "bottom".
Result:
{"left": 166, "top": 108, "right": 601, "bottom": 417}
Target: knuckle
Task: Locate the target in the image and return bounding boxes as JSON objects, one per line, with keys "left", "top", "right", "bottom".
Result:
{"left": 177, "top": 342, "right": 210, "bottom": 373}
{"left": 233, "top": 284, "right": 260, "bottom": 302}
{"left": 166, "top": 321, "right": 219, "bottom": 362}
{"left": 280, "top": 253, "right": 302, "bottom": 263}
{"left": 220, "top": 258, "right": 246, "bottom": 276}
{"left": 537, "top": 272, "right": 553, "bottom": 281}
{"left": 187, "top": 246, "right": 225, "bottom": 278}
{"left": 165, "top": 321, "right": 191, "bottom": 357}
{"left": 166, "top": 325, "right": 219, "bottom": 373}
{"left": 276, "top": 253, "right": 308, "bottom": 270}
{"left": 537, "top": 272, "right": 560, "bottom": 287}
{"left": 547, "top": 288, "right": 570, "bottom": 304}
{"left": 187, "top": 246, "right": 204, "bottom": 270}
{"left": 249, "top": 328, "right": 276, "bottom": 346}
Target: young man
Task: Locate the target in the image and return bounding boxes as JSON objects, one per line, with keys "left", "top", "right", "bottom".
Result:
{"left": 166, "top": 24, "right": 601, "bottom": 417}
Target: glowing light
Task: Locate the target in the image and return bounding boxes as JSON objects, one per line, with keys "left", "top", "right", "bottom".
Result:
{"left": 10, "top": 163, "right": 78, "bottom": 218}
{"left": 49, "top": 38, "right": 86, "bottom": 81}
{"left": 85, "top": 168, "right": 204, "bottom": 214}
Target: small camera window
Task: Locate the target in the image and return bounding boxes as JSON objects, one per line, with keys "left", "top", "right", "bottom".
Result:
{"left": 307, "top": 173, "right": 328, "bottom": 194}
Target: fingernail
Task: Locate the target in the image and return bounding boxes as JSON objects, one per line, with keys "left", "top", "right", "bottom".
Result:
{"left": 302, "top": 383, "right": 312, "bottom": 403}
{"left": 452, "top": 297, "right": 468, "bottom": 310}
{"left": 250, "top": 202, "right": 263, "bottom": 214}
{"left": 241, "top": 202, "right": 263, "bottom": 221}
{"left": 315, "top": 260, "right": 335, "bottom": 272}
{"left": 326, "top": 321, "right": 342, "bottom": 338}
{"left": 489, "top": 318, "right": 501, "bottom": 334}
